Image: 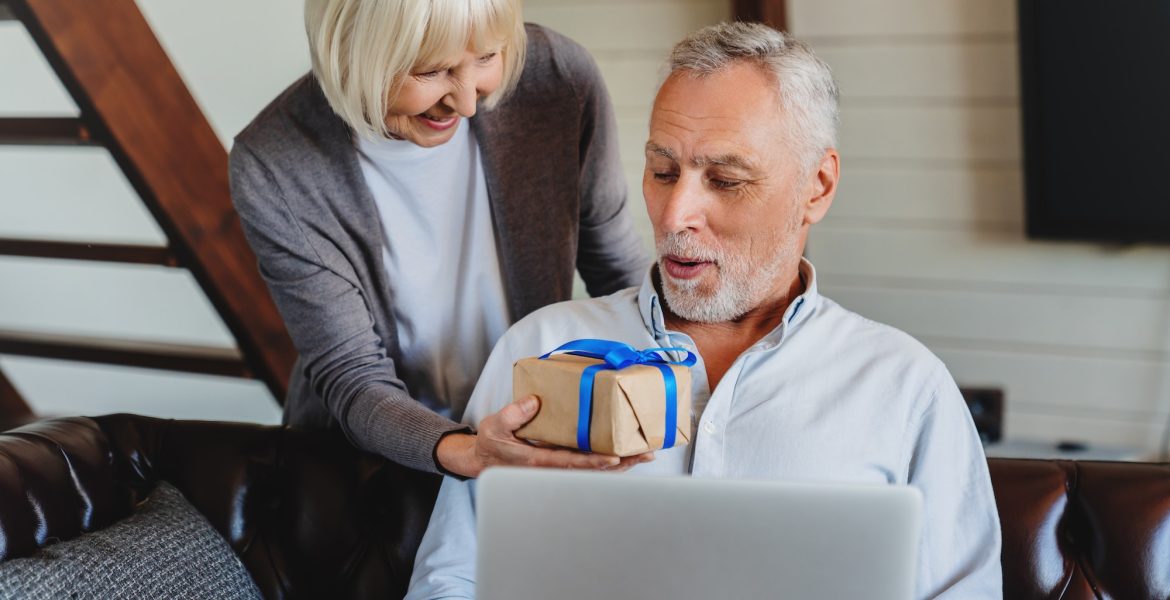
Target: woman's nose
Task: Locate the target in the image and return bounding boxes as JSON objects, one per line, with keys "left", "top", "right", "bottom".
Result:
{"left": 446, "top": 79, "right": 479, "bottom": 118}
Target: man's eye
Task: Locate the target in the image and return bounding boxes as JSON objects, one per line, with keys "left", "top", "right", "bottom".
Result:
{"left": 652, "top": 172, "right": 677, "bottom": 182}
{"left": 710, "top": 178, "right": 741, "bottom": 190}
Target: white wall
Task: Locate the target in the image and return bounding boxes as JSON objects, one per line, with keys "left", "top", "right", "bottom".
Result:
{"left": 0, "top": 0, "right": 729, "bottom": 424}
{"left": 524, "top": 0, "right": 732, "bottom": 245}
{"left": 790, "top": 0, "right": 1170, "bottom": 453}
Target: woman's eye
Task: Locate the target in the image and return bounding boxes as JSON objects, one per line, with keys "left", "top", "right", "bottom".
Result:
{"left": 414, "top": 70, "right": 441, "bottom": 80}
{"left": 478, "top": 52, "right": 498, "bottom": 63}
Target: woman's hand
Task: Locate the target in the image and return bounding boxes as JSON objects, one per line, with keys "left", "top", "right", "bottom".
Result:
{"left": 435, "top": 395, "right": 654, "bottom": 479}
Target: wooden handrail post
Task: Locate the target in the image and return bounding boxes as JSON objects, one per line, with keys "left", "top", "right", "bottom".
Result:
{"left": 732, "top": 0, "right": 788, "bottom": 32}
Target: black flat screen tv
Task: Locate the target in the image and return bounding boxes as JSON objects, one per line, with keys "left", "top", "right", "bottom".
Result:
{"left": 1018, "top": 0, "right": 1170, "bottom": 243}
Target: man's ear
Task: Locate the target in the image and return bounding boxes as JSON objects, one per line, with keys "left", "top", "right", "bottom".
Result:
{"left": 802, "top": 149, "right": 839, "bottom": 226}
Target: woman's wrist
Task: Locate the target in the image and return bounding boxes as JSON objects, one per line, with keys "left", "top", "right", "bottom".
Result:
{"left": 435, "top": 431, "right": 482, "bottom": 479}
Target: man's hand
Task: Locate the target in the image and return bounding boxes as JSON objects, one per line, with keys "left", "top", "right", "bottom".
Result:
{"left": 435, "top": 395, "right": 654, "bottom": 478}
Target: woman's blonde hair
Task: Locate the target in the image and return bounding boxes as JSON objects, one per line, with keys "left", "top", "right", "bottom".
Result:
{"left": 306, "top": 0, "right": 526, "bottom": 140}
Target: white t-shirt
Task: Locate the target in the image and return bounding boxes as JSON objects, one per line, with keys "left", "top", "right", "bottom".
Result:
{"left": 355, "top": 122, "right": 511, "bottom": 418}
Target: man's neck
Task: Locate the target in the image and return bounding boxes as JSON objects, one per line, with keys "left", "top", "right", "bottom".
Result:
{"left": 658, "top": 264, "right": 806, "bottom": 390}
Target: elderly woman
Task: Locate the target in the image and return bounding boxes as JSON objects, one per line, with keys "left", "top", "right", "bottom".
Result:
{"left": 229, "top": 0, "right": 650, "bottom": 478}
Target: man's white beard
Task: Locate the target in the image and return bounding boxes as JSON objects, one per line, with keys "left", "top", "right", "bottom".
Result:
{"left": 656, "top": 231, "right": 792, "bottom": 324}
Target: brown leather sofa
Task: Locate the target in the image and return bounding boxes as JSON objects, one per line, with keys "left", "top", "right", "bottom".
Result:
{"left": 0, "top": 414, "right": 1166, "bottom": 599}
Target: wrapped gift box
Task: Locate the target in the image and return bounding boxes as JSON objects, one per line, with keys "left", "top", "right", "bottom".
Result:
{"left": 513, "top": 352, "right": 692, "bottom": 457}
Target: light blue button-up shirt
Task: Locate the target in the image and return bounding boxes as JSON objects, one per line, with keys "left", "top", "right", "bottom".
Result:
{"left": 406, "top": 260, "right": 1003, "bottom": 599}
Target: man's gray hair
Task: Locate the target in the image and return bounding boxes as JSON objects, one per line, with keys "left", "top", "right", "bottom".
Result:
{"left": 668, "top": 22, "right": 840, "bottom": 168}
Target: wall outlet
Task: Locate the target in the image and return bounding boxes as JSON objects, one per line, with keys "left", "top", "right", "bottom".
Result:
{"left": 960, "top": 387, "right": 1004, "bottom": 444}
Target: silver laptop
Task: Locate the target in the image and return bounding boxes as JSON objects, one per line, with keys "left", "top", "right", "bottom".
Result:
{"left": 477, "top": 468, "right": 922, "bottom": 600}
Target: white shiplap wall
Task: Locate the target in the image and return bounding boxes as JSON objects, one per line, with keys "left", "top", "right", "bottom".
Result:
{"left": 524, "top": 0, "right": 731, "bottom": 245}
{"left": 791, "top": 0, "right": 1170, "bottom": 452}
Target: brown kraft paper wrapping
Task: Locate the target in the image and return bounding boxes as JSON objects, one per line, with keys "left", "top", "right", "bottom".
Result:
{"left": 513, "top": 353, "right": 692, "bottom": 457}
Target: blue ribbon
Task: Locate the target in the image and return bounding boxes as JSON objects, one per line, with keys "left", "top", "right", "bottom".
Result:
{"left": 538, "top": 339, "right": 697, "bottom": 452}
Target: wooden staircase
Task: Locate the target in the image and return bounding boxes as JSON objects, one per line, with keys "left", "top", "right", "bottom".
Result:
{"left": 0, "top": 0, "right": 295, "bottom": 423}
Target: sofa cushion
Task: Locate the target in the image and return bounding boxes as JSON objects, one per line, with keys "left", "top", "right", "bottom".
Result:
{"left": 0, "top": 481, "right": 262, "bottom": 599}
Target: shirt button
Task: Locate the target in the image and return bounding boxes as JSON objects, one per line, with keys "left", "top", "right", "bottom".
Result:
{"left": 703, "top": 421, "right": 717, "bottom": 434}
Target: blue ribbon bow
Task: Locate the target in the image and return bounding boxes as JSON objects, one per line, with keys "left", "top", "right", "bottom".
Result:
{"left": 538, "top": 339, "right": 697, "bottom": 452}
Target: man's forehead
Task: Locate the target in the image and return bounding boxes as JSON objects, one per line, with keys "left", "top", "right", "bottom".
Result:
{"left": 647, "top": 65, "right": 783, "bottom": 167}
{"left": 645, "top": 141, "right": 756, "bottom": 170}
{"left": 650, "top": 95, "right": 763, "bottom": 134}
{"left": 653, "top": 65, "right": 782, "bottom": 120}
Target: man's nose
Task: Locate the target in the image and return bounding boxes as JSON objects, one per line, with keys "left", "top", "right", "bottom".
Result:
{"left": 656, "top": 175, "right": 706, "bottom": 233}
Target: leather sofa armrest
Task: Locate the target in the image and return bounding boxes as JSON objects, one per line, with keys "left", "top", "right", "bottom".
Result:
{"left": 0, "top": 417, "right": 134, "bottom": 560}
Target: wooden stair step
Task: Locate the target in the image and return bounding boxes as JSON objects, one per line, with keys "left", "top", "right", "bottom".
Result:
{"left": 0, "top": 329, "right": 251, "bottom": 378}
{"left": 0, "top": 118, "right": 96, "bottom": 145}
{"left": 0, "top": 238, "right": 178, "bottom": 266}
{"left": 3, "top": 0, "right": 297, "bottom": 403}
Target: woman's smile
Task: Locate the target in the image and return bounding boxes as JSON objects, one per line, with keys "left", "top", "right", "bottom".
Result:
{"left": 417, "top": 112, "right": 459, "bottom": 131}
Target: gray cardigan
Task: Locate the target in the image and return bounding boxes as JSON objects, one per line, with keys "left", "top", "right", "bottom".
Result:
{"left": 229, "top": 25, "right": 650, "bottom": 473}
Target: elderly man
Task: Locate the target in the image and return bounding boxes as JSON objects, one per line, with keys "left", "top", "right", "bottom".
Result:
{"left": 405, "top": 22, "right": 1002, "bottom": 600}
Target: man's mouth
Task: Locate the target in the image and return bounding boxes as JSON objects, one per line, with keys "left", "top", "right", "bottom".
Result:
{"left": 662, "top": 255, "right": 714, "bottom": 279}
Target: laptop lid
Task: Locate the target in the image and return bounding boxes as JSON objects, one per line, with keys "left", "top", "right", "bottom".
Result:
{"left": 477, "top": 468, "right": 922, "bottom": 600}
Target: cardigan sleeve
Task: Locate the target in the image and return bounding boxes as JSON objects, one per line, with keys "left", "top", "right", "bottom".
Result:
{"left": 548, "top": 32, "right": 651, "bottom": 296}
{"left": 228, "top": 140, "right": 466, "bottom": 474}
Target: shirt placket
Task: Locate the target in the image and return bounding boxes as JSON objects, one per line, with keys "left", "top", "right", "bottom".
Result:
{"left": 691, "top": 357, "right": 751, "bottom": 478}
{"left": 692, "top": 320, "right": 790, "bottom": 478}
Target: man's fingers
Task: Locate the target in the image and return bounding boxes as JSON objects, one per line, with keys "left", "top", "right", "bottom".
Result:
{"left": 487, "top": 395, "right": 541, "bottom": 433}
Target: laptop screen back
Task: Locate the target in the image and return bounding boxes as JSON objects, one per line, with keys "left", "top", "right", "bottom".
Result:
{"left": 477, "top": 468, "right": 922, "bottom": 600}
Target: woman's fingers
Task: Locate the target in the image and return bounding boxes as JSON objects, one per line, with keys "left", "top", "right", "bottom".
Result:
{"left": 475, "top": 397, "right": 540, "bottom": 460}
{"left": 475, "top": 396, "right": 653, "bottom": 472}
{"left": 609, "top": 452, "right": 655, "bottom": 472}
{"left": 521, "top": 445, "right": 620, "bottom": 470}
{"left": 486, "top": 395, "right": 541, "bottom": 434}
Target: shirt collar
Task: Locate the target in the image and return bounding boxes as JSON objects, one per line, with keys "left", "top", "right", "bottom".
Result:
{"left": 638, "top": 257, "right": 821, "bottom": 343}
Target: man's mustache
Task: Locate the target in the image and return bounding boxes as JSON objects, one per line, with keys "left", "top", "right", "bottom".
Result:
{"left": 656, "top": 233, "right": 722, "bottom": 264}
